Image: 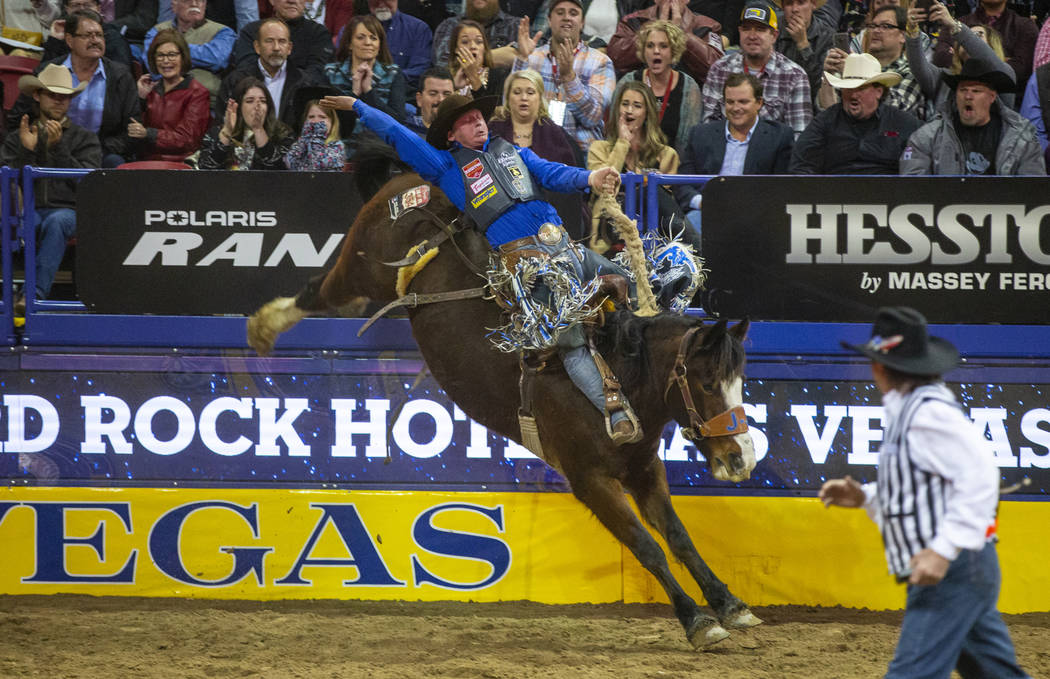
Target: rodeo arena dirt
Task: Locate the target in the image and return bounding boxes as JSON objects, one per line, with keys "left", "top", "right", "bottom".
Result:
{"left": 4, "top": 163, "right": 1050, "bottom": 679}
{"left": 0, "top": 597, "right": 1047, "bottom": 677}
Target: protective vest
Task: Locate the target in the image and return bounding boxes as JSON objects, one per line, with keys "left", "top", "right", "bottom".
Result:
{"left": 450, "top": 137, "right": 541, "bottom": 231}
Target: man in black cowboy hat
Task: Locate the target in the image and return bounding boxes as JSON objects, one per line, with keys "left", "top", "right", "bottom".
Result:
{"left": 820, "top": 307, "right": 1030, "bottom": 679}
{"left": 900, "top": 57, "right": 1045, "bottom": 175}
{"left": 320, "top": 91, "right": 644, "bottom": 445}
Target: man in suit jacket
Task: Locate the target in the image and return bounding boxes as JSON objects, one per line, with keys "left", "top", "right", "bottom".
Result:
{"left": 674, "top": 71, "right": 794, "bottom": 236}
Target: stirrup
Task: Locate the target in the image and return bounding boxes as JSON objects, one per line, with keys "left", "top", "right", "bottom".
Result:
{"left": 605, "top": 401, "right": 643, "bottom": 445}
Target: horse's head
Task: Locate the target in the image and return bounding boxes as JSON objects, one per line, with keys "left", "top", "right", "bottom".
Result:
{"left": 664, "top": 318, "right": 756, "bottom": 483}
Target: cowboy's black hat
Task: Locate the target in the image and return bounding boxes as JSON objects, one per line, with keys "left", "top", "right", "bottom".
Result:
{"left": 942, "top": 57, "right": 1015, "bottom": 93}
{"left": 841, "top": 306, "right": 959, "bottom": 376}
{"left": 426, "top": 94, "right": 499, "bottom": 150}
{"left": 292, "top": 85, "right": 357, "bottom": 136}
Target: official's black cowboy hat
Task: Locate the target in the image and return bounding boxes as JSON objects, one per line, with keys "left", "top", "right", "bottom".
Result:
{"left": 426, "top": 94, "right": 499, "bottom": 150}
{"left": 942, "top": 57, "right": 1016, "bottom": 93}
{"left": 293, "top": 85, "right": 357, "bottom": 136}
{"left": 841, "top": 306, "right": 959, "bottom": 376}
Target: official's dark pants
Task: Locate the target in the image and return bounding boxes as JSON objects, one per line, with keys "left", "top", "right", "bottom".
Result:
{"left": 885, "top": 542, "right": 1029, "bottom": 679}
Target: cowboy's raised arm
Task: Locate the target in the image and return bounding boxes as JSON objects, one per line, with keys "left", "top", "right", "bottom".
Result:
{"left": 320, "top": 95, "right": 452, "bottom": 183}
{"left": 517, "top": 146, "right": 619, "bottom": 195}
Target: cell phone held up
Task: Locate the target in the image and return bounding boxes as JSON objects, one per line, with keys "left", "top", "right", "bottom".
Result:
{"left": 833, "top": 32, "right": 850, "bottom": 53}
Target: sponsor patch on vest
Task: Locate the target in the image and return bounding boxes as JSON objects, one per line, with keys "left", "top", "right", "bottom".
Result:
{"left": 471, "top": 185, "right": 498, "bottom": 208}
{"left": 496, "top": 152, "right": 517, "bottom": 169}
{"left": 388, "top": 184, "right": 431, "bottom": 220}
{"left": 470, "top": 173, "right": 493, "bottom": 194}
{"left": 462, "top": 158, "right": 484, "bottom": 179}
{"left": 508, "top": 166, "right": 522, "bottom": 178}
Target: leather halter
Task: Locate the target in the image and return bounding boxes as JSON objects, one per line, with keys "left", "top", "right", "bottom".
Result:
{"left": 664, "top": 326, "right": 749, "bottom": 442}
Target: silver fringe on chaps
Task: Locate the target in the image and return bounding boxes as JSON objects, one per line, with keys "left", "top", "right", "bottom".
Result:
{"left": 486, "top": 251, "right": 603, "bottom": 353}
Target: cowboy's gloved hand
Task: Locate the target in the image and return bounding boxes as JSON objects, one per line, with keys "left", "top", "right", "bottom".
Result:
{"left": 589, "top": 166, "right": 620, "bottom": 195}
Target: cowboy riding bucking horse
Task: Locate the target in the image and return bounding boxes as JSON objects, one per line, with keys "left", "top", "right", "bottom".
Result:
{"left": 322, "top": 92, "right": 672, "bottom": 445}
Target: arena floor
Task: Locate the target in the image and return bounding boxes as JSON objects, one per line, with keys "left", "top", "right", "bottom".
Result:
{"left": 1, "top": 596, "right": 1046, "bottom": 678}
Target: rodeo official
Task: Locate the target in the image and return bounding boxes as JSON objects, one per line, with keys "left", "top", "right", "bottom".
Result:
{"left": 820, "top": 307, "right": 1031, "bottom": 679}
{"left": 320, "top": 92, "right": 644, "bottom": 445}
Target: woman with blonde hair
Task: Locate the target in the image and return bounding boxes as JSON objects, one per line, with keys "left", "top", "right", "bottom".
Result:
{"left": 905, "top": 1, "right": 1015, "bottom": 110}
{"left": 588, "top": 80, "right": 689, "bottom": 252}
{"left": 617, "top": 19, "right": 702, "bottom": 152}
{"left": 448, "top": 19, "right": 508, "bottom": 99}
{"left": 488, "top": 69, "right": 583, "bottom": 166}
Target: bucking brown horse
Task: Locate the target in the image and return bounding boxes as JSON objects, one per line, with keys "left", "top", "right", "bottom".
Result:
{"left": 247, "top": 170, "right": 762, "bottom": 649}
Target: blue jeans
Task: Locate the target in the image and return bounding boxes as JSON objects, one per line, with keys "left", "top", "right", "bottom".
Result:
{"left": 34, "top": 208, "right": 77, "bottom": 299}
{"left": 685, "top": 209, "right": 702, "bottom": 247}
{"left": 886, "top": 542, "right": 1029, "bottom": 679}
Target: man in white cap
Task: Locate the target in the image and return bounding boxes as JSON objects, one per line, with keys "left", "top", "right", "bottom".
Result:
{"left": 790, "top": 52, "right": 920, "bottom": 173}
{"left": 0, "top": 64, "right": 101, "bottom": 313}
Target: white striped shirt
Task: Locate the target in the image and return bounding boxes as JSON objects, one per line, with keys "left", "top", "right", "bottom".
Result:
{"left": 861, "top": 383, "right": 1000, "bottom": 576}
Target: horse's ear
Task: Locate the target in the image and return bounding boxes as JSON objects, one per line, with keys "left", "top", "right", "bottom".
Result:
{"left": 698, "top": 318, "right": 728, "bottom": 351}
{"left": 729, "top": 317, "right": 750, "bottom": 342}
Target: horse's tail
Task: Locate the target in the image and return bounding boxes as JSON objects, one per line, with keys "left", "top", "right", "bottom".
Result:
{"left": 246, "top": 273, "right": 328, "bottom": 355}
{"left": 353, "top": 136, "right": 413, "bottom": 202}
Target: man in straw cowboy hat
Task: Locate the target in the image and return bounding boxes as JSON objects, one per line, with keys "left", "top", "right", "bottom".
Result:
{"left": 320, "top": 91, "right": 648, "bottom": 444}
{"left": 820, "top": 307, "right": 1030, "bottom": 679}
{"left": 791, "top": 51, "right": 920, "bottom": 173}
{"left": 901, "top": 57, "right": 1046, "bottom": 176}
{"left": 1, "top": 63, "right": 101, "bottom": 315}
{"left": 819, "top": 5, "right": 923, "bottom": 118}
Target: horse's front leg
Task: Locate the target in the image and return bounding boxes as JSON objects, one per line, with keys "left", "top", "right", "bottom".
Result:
{"left": 624, "top": 457, "right": 763, "bottom": 630}
{"left": 568, "top": 472, "right": 731, "bottom": 649}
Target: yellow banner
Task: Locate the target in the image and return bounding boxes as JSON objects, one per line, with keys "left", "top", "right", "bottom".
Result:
{"left": 1, "top": 488, "right": 1045, "bottom": 613}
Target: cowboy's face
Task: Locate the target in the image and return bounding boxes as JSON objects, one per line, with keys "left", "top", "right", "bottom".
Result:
{"left": 724, "top": 81, "right": 763, "bottom": 131}
{"left": 840, "top": 83, "right": 883, "bottom": 120}
{"left": 781, "top": 0, "right": 814, "bottom": 28}
{"left": 33, "top": 89, "right": 73, "bottom": 121}
{"left": 270, "top": 0, "right": 304, "bottom": 21}
{"left": 643, "top": 30, "right": 673, "bottom": 75}
{"left": 738, "top": 21, "right": 776, "bottom": 60}
{"left": 447, "top": 108, "right": 488, "bottom": 149}
{"left": 254, "top": 22, "right": 292, "bottom": 69}
{"left": 549, "top": 2, "right": 583, "bottom": 44}
{"left": 173, "top": 0, "right": 206, "bottom": 26}
{"left": 956, "top": 81, "right": 995, "bottom": 127}
{"left": 415, "top": 76, "right": 453, "bottom": 126}
{"left": 66, "top": 18, "right": 105, "bottom": 59}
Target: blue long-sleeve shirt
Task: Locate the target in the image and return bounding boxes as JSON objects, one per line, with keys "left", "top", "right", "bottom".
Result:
{"left": 1020, "top": 71, "right": 1049, "bottom": 151}
{"left": 382, "top": 12, "right": 433, "bottom": 90}
{"left": 352, "top": 99, "right": 592, "bottom": 247}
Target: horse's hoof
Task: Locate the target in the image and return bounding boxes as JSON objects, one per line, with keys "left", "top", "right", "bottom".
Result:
{"left": 687, "top": 620, "right": 730, "bottom": 650}
{"left": 723, "top": 609, "right": 764, "bottom": 629}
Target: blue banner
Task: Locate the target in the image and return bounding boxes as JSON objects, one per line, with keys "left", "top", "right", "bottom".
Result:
{"left": 1, "top": 360, "right": 1046, "bottom": 494}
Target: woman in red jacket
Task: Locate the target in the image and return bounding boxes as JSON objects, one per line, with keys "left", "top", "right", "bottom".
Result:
{"left": 128, "top": 29, "right": 212, "bottom": 162}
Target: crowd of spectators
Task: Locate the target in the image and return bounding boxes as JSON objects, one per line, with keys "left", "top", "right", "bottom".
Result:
{"left": 3, "top": 0, "right": 1050, "bottom": 306}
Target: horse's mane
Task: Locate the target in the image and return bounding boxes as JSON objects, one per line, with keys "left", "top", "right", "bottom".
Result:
{"left": 353, "top": 138, "right": 415, "bottom": 203}
{"left": 597, "top": 312, "right": 746, "bottom": 395}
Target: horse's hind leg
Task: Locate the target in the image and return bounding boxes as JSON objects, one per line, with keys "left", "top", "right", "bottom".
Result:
{"left": 625, "top": 458, "right": 763, "bottom": 630}
{"left": 570, "top": 474, "right": 731, "bottom": 649}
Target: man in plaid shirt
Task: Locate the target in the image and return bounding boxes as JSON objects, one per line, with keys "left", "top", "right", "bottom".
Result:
{"left": 702, "top": 1, "right": 812, "bottom": 137}
{"left": 511, "top": 0, "right": 615, "bottom": 152}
